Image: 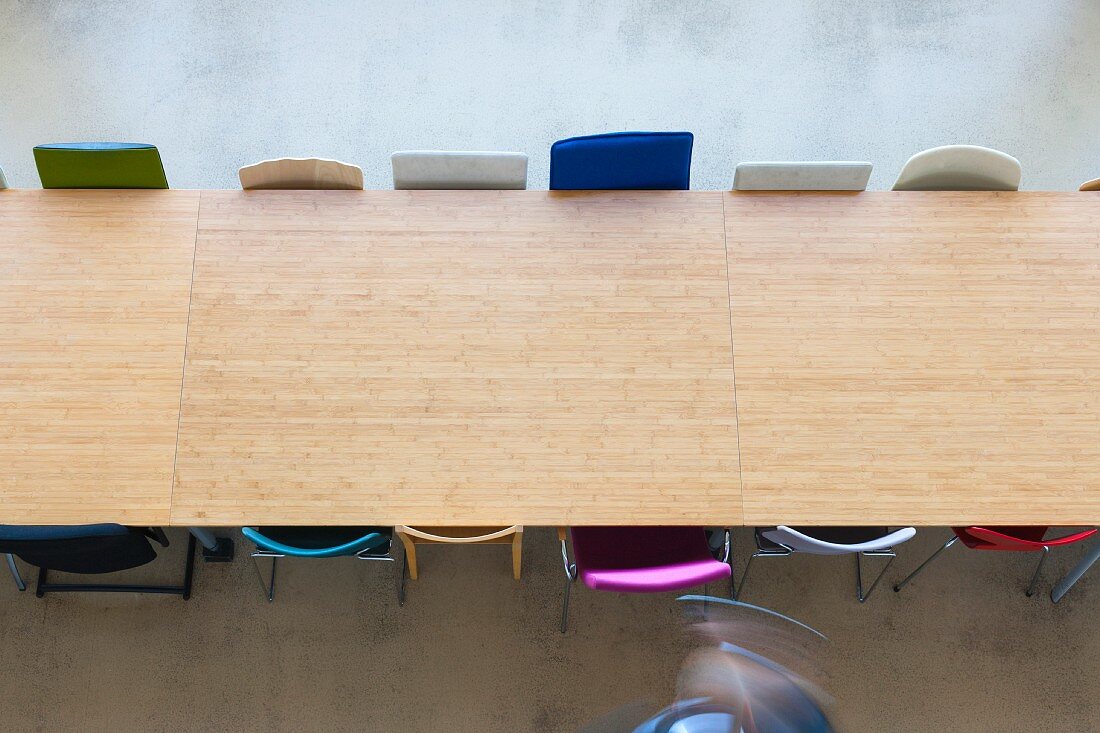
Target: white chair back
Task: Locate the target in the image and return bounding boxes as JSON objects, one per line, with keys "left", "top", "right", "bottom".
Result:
{"left": 392, "top": 151, "right": 528, "bottom": 190}
{"left": 761, "top": 526, "right": 916, "bottom": 555}
{"left": 239, "top": 157, "right": 364, "bottom": 190}
{"left": 892, "top": 145, "right": 1020, "bottom": 191}
{"left": 733, "top": 161, "right": 872, "bottom": 191}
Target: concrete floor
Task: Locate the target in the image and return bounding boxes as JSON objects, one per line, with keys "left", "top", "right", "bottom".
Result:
{"left": 1, "top": 527, "right": 1098, "bottom": 731}
{"left": 2, "top": 1, "right": 1100, "bottom": 191}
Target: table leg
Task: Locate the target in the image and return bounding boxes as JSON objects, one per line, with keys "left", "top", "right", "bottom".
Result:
{"left": 188, "top": 528, "right": 235, "bottom": 562}
{"left": 1051, "top": 538, "right": 1100, "bottom": 603}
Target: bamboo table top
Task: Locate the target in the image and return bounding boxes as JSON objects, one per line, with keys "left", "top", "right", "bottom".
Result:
{"left": 172, "top": 191, "right": 739, "bottom": 526}
{"left": 726, "top": 192, "right": 1100, "bottom": 526}
{"left": 2, "top": 188, "right": 1098, "bottom": 526}
{"left": 0, "top": 190, "right": 199, "bottom": 525}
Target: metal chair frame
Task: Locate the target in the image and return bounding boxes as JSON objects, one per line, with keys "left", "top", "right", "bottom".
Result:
{"left": 249, "top": 545, "right": 399, "bottom": 603}
{"left": 893, "top": 535, "right": 1051, "bottom": 597}
{"left": 6, "top": 531, "right": 196, "bottom": 599}
{"left": 734, "top": 537, "right": 898, "bottom": 604}
{"left": 6, "top": 553, "right": 25, "bottom": 591}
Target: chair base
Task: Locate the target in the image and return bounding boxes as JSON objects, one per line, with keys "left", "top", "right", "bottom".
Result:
{"left": 736, "top": 545, "right": 895, "bottom": 603}
{"left": 201, "top": 536, "right": 235, "bottom": 563}
{"left": 249, "top": 547, "right": 399, "bottom": 603}
{"left": 34, "top": 534, "right": 196, "bottom": 600}
{"left": 894, "top": 535, "right": 1051, "bottom": 597}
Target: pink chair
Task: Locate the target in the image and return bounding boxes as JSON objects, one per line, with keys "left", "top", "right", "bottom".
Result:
{"left": 558, "top": 526, "right": 731, "bottom": 632}
{"left": 893, "top": 526, "right": 1098, "bottom": 597}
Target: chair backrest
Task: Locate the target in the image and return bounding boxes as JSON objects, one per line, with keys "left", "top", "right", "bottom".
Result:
{"left": 395, "top": 526, "right": 521, "bottom": 543}
{"left": 761, "top": 526, "right": 916, "bottom": 555}
{"left": 954, "top": 525, "right": 1098, "bottom": 551}
{"left": 733, "top": 161, "right": 872, "bottom": 191}
{"left": 34, "top": 142, "right": 168, "bottom": 189}
{"left": 892, "top": 145, "right": 1021, "bottom": 191}
{"left": 0, "top": 165, "right": 7, "bottom": 189}
{"left": 0, "top": 524, "right": 158, "bottom": 573}
{"left": 571, "top": 525, "right": 712, "bottom": 570}
{"left": 391, "top": 151, "right": 528, "bottom": 190}
{"left": 238, "top": 157, "right": 364, "bottom": 190}
{"left": 242, "top": 526, "right": 390, "bottom": 558}
{"left": 549, "top": 131, "right": 693, "bottom": 190}
{"left": 1080, "top": 177, "right": 1100, "bottom": 192}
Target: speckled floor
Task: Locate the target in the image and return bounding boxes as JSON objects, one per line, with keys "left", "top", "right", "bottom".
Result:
{"left": 1, "top": 527, "right": 1097, "bottom": 731}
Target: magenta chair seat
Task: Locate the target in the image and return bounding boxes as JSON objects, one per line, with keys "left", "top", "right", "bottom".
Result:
{"left": 581, "top": 559, "right": 731, "bottom": 593}
{"left": 560, "top": 526, "right": 731, "bottom": 632}
{"left": 571, "top": 526, "right": 731, "bottom": 593}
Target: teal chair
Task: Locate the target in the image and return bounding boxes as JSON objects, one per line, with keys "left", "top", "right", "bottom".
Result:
{"left": 33, "top": 142, "right": 168, "bottom": 188}
{"left": 242, "top": 526, "right": 398, "bottom": 602}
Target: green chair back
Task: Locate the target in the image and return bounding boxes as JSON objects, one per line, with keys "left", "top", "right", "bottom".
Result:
{"left": 33, "top": 142, "right": 168, "bottom": 189}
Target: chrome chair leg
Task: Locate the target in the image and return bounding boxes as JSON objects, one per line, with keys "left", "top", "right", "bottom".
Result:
{"left": 733, "top": 552, "right": 757, "bottom": 601}
{"left": 559, "top": 534, "right": 578, "bottom": 633}
{"left": 560, "top": 567, "right": 576, "bottom": 634}
{"left": 1026, "top": 546, "right": 1050, "bottom": 597}
{"left": 398, "top": 544, "right": 409, "bottom": 607}
{"left": 856, "top": 552, "right": 896, "bottom": 603}
{"left": 6, "top": 553, "right": 25, "bottom": 592}
{"left": 267, "top": 556, "right": 277, "bottom": 602}
{"left": 250, "top": 553, "right": 279, "bottom": 602}
{"left": 894, "top": 536, "right": 958, "bottom": 592}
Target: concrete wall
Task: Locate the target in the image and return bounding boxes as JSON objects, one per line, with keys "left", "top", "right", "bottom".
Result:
{"left": 1, "top": 0, "right": 1098, "bottom": 191}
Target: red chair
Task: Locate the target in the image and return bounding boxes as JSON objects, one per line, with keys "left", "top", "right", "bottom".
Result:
{"left": 894, "top": 526, "right": 1097, "bottom": 597}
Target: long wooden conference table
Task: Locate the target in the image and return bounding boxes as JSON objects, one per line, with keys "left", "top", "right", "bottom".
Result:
{"left": 2, "top": 189, "right": 1099, "bottom": 537}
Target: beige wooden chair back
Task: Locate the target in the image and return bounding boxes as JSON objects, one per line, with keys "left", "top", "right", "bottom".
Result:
{"left": 238, "top": 157, "right": 364, "bottom": 190}
{"left": 395, "top": 525, "right": 523, "bottom": 581}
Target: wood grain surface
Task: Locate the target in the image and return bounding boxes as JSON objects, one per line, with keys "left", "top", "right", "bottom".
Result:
{"left": 5, "top": 189, "right": 1098, "bottom": 527}
{"left": 726, "top": 191, "right": 1100, "bottom": 525}
{"left": 0, "top": 190, "right": 198, "bottom": 524}
{"left": 171, "top": 191, "right": 740, "bottom": 525}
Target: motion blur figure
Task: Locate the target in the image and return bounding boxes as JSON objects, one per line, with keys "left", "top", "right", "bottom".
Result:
{"left": 578, "top": 597, "right": 835, "bottom": 733}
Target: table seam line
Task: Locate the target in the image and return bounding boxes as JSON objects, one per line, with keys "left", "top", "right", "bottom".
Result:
{"left": 720, "top": 194, "right": 746, "bottom": 526}
{"left": 167, "top": 190, "right": 201, "bottom": 526}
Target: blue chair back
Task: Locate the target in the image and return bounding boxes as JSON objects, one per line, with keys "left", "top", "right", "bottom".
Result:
{"left": 243, "top": 526, "right": 391, "bottom": 558}
{"left": 549, "top": 131, "right": 693, "bottom": 190}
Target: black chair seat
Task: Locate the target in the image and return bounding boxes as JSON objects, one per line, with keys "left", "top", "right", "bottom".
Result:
{"left": 0, "top": 525, "right": 158, "bottom": 574}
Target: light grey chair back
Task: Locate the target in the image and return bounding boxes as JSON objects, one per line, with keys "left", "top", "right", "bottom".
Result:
{"left": 760, "top": 526, "right": 916, "bottom": 555}
{"left": 391, "top": 151, "right": 528, "bottom": 190}
{"left": 892, "top": 145, "right": 1021, "bottom": 191}
{"left": 0, "top": 165, "right": 7, "bottom": 189}
{"left": 733, "top": 161, "right": 872, "bottom": 191}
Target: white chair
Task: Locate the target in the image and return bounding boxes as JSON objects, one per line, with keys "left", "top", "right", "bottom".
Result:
{"left": 238, "top": 157, "right": 364, "bottom": 190}
{"left": 733, "top": 161, "right": 872, "bottom": 191}
{"left": 892, "top": 145, "right": 1021, "bottom": 191}
{"left": 735, "top": 525, "right": 917, "bottom": 603}
{"left": 0, "top": 165, "right": 8, "bottom": 189}
{"left": 391, "top": 151, "right": 528, "bottom": 190}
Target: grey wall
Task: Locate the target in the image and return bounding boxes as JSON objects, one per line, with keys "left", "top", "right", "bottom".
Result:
{"left": 2, "top": 0, "right": 1099, "bottom": 191}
